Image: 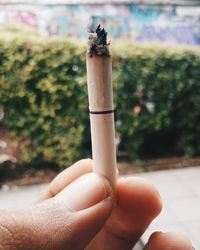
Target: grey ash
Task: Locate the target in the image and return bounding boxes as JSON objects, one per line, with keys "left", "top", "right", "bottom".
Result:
{"left": 87, "top": 24, "right": 110, "bottom": 57}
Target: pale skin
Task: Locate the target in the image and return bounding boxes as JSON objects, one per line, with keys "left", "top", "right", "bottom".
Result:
{"left": 0, "top": 159, "right": 194, "bottom": 250}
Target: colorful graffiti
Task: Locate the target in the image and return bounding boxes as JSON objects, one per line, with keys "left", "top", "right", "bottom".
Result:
{"left": 0, "top": 4, "right": 200, "bottom": 45}
{"left": 15, "top": 10, "right": 37, "bottom": 28}
{"left": 137, "top": 26, "right": 197, "bottom": 45}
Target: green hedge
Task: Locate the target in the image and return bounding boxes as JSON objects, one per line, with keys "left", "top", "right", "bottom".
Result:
{"left": 1, "top": 30, "right": 200, "bottom": 168}
{"left": 113, "top": 42, "right": 200, "bottom": 159}
{"left": 0, "top": 34, "right": 88, "bottom": 167}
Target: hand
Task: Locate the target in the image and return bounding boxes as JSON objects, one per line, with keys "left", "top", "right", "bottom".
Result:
{"left": 0, "top": 159, "right": 194, "bottom": 250}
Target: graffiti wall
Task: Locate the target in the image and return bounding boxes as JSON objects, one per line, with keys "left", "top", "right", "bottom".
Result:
{"left": 0, "top": 4, "right": 200, "bottom": 45}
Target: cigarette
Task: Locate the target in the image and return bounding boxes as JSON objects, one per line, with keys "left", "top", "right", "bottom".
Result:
{"left": 86, "top": 25, "right": 118, "bottom": 188}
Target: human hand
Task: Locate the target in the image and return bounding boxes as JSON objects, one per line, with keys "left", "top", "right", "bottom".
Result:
{"left": 0, "top": 159, "right": 194, "bottom": 249}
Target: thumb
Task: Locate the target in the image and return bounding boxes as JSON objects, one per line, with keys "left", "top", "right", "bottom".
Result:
{"left": 0, "top": 173, "right": 113, "bottom": 250}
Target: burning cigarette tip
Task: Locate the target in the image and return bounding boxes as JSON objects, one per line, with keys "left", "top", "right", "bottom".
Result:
{"left": 87, "top": 24, "right": 110, "bottom": 57}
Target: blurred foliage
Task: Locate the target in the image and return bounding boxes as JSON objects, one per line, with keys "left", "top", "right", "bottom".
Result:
{"left": 0, "top": 24, "right": 39, "bottom": 37}
{"left": 113, "top": 42, "right": 200, "bottom": 159}
{"left": 0, "top": 29, "right": 200, "bottom": 169}
{"left": 0, "top": 33, "right": 87, "bottom": 167}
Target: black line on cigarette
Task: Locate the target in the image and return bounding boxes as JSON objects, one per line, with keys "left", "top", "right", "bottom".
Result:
{"left": 89, "top": 110, "right": 114, "bottom": 115}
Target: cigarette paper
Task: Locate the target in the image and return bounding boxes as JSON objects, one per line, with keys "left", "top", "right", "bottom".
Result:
{"left": 86, "top": 25, "right": 118, "bottom": 188}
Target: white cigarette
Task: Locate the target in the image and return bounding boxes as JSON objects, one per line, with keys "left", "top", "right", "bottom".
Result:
{"left": 86, "top": 25, "right": 118, "bottom": 188}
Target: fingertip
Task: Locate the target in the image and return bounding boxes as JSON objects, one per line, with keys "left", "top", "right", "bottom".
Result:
{"left": 104, "top": 177, "right": 163, "bottom": 243}
{"left": 144, "top": 231, "right": 194, "bottom": 250}
{"left": 76, "top": 158, "right": 93, "bottom": 167}
{"left": 118, "top": 177, "right": 162, "bottom": 221}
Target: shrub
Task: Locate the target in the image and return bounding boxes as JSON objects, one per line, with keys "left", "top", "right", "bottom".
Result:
{"left": 113, "top": 42, "right": 200, "bottom": 159}
{"left": 1, "top": 30, "right": 200, "bottom": 168}
{"left": 0, "top": 34, "right": 88, "bottom": 167}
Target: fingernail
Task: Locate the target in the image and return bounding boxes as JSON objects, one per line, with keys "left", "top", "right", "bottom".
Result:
{"left": 56, "top": 173, "right": 113, "bottom": 211}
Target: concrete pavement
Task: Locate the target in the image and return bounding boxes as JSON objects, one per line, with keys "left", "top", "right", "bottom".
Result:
{"left": 0, "top": 183, "right": 47, "bottom": 208}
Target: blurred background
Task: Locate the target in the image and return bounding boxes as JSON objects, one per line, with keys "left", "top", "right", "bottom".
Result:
{"left": 0, "top": 0, "right": 200, "bottom": 248}
{"left": 1, "top": 0, "right": 200, "bottom": 180}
